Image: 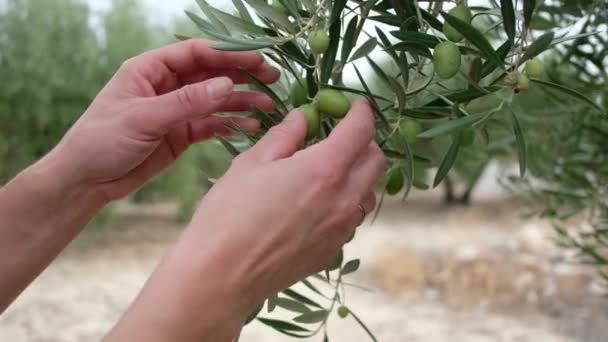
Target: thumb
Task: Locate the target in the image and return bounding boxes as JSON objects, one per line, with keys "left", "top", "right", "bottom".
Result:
{"left": 243, "top": 109, "right": 308, "bottom": 163}
{"left": 133, "top": 77, "right": 234, "bottom": 134}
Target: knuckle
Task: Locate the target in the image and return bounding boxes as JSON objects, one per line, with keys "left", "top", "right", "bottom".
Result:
{"left": 176, "top": 84, "right": 199, "bottom": 113}
{"left": 230, "top": 153, "right": 251, "bottom": 169}
{"left": 119, "top": 57, "right": 138, "bottom": 74}
{"left": 312, "top": 163, "right": 343, "bottom": 188}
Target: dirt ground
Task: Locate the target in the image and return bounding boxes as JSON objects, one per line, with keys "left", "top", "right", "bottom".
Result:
{"left": 1, "top": 168, "right": 607, "bottom": 341}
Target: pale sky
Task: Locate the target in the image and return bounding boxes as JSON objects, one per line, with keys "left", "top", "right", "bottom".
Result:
{"left": 88, "top": 0, "right": 199, "bottom": 22}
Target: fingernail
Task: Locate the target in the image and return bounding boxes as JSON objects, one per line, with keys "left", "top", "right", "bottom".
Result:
{"left": 206, "top": 77, "right": 234, "bottom": 100}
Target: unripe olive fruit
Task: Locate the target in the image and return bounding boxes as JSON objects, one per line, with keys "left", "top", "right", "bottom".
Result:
{"left": 290, "top": 82, "right": 309, "bottom": 107}
{"left": 516, "top": 74, "right": 530, "bottom": 92}
{"left": 433, "top": 41, "right": 462, "bottom": 79}
{"left": 337, "top": 306, "right": 350, "bottom": 318}
{"left": 525, "top": 58, "right": 544, "bottom": 78}
{"left": 270, "top": 0, "right": 288, "bottom": 15}
{"left": 299, "top": 104, "right": 320, "bottom": 140}
{"left": 443, "top": 5, "right": 472, "bottom": 42}
{"left": 308, "top": 30, "right": 330, "bottom": 54}
{"left": 385, "top": 167, "right": 405, "bottom": 195}
{"left": 315, "top": 89, "right": 351, "bottom": 118}
{"left": 461, "top": 127, "right": 475, "bottom": 147}
{"left": 399, "top": 119, "right": 422, "bottom": 146}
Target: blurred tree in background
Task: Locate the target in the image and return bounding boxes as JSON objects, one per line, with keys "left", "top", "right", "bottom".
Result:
{"left": 0, "top": 0, "right": 231, "bottom": 221}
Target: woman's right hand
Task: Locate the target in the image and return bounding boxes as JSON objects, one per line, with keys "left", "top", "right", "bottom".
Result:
{"left": 106, "top": 98, "right": 386, "bottom": 342}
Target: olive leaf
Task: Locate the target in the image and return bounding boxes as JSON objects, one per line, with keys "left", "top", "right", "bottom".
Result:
{"left": 257, "top": 317, "right": 311, "bottom": 332}
{"left": 244, "top": 0, "right": 295, "bottom": 33}
{"left": 433, "top": 133, "right": 463, "bottom": 187}
{"left": 274, "top": 297, "right": 311, "bottom": 313}
{"left": 348, "top": 38, "right": 378, "bottom": 63}
{"left": 353, "top": 65, "right": 390, "bottom": 127}
{"left": 294, "top": 310, "right": 329, "bottom": 324}
{"left": 232, "top": 0, "right": 254, "bottom": 23}
{"left": 401, "top": 138, "right": 415, "bottom": 201}
{"left": 241, "top": 69, "right": 288, "bottom": 113}
{"left": 531, "top": 79, "right": 604, "bottom": 114}
{"left": 418, "top": 113, "right": 485, "bottom": 139}
{"left": 518, "top": 32, "right": 554, "bottom": 65}
{"left": 320, "top": 14, "right": 342, "bottom": 83}
{"left": 216, "top": 136, "right": 241, "bottom": 156}
{"left": 282, "top": 288, "right": 323, "bottom": 309}
{"left": 509, "top": 108, "right": 527, "bottom": 177}
{"left": 342, "top": 259, "right": 361, "bottom": 275}
{"left": 369, "top": 14, "right": 401, "bottom": 27}
{"left": 500, "top": 0, "right": 516, "bottom": 42}
{"left": 341, "top": 16, "right": 359, "bottom": 66}
{"left": 195, "top": 0, "right": 229, "bottom": 35}
{"left": 425, "top": 86, "right": 502, "bottom": 107}
{"left": 523, "top": 0, "right": 537, "bottom": 29}
{"left": 391, "top": 31, "right": 443, "bottom": 49}
{"left": 440, "top": 11, "right": 504, "bottom": 68}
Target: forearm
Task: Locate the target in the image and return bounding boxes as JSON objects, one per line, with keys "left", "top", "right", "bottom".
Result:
{"left": 0, "top": 152, "right": 105, "bottom": 312}
{"left": 105, "top": 226, "right": 256, "bottom": 342}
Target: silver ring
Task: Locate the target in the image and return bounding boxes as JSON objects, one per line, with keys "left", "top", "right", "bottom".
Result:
{"left": 357, "top": 204, "right": 367, "bottom": 226}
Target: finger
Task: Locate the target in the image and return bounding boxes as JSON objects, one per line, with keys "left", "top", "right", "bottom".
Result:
{"left": 240, "top": 109, "right": 307, "bottom": 163}
{"left": 188, "top": 116, "right": 260, "bottom": 143}
{"left": 138, "top": 39, "right": 265, "bottom": 76}
{"left": 177, "top": 64, "right": 281, "bottom": 90}
{"left": 220, "top": 91, "right": 275, "bottom": 113}
{"left": 129, "top": 76, "right": 235, "bottom": 136}
{"left": 314, "top": 98, "right": 376, "bottom": 171}
{"left": 347, "top": 143, "right": 387, "bottom": 195}
{"left": 339, "top": 192, "right": 376, "bottom": 237}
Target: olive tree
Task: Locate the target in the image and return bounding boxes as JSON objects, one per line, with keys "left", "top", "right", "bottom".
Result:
{"left": 180, "top": 0, "right": 605, "bottom": 339}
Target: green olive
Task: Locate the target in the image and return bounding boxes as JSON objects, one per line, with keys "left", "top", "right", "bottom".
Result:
{"left": 525, "top": 58, "right": 544, "bottom": 78}
{"left": 443, "top": 5, "right": 472, "bottom": 42}
{"left": 308, "top": 30, "right": 330, "bottom": 54}
{"left": 399, "top": 119, "right": 422, "bottom": 146}
{"left": 434, "top": 41, "right": 462, "bottom": 79}
{"left": 299, "top": 104, "right": 320, "bottom": 140}
{"left": 315, "top": 89, "right": 351, "bottom": 118}
{"left": 290, "top": 82, "right": 309, "bottom": 107}
{"left": 337, "top": 306, "right": 350, "bottom": 318}
{"left": 385, "top": 166, "right": 405, "bottom": 195}
{"left": 461, "top": 127, "right": 475, "bottom": 147}
{"left": 516, "top": 74, "right": 530, "bottom": 92}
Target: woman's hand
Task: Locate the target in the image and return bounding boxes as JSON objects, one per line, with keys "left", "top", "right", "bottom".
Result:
{"left": 50, "top": 39, "right": 280, "bottom": 202}
{"left": 107, "top": 98, "right": 386, "bottom": 342}
{"left": 0, "top": 39, "right": 279, "bottom": 313}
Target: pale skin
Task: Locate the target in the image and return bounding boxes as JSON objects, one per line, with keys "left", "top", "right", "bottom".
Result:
{"left": 0, "top": 40, "right": 386, "bottom": 341}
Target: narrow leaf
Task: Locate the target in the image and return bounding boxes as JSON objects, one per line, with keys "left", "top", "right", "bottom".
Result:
{"left": 342, "top": 259, "right": 361, "bottom": 275}
{"left": 282, "top": 288, "right": 323, "bottom": 308}
{"left": 418, "top": 113, "right": 485, "bottom": 139}
{"left": 401, "top": 138, "right": 414, "bottom": 201}
{"left": 441, "top": 11, "right": 503, "bottom": 67}
{"left": 531, "top": 79, "right": 603, "bottom": 113}
{"left": 294, "top": 310, "right": 328, "bottom": 324}
{"left": 216, "top": 137, "right": 240, "bottom": 156}
{"left": 275, "top": 297, "right": 311, "bottom": 313}
{"left": 433, "top": 134, "right": 462, "bottom": 187}
{"left": 509, "top": 109, "right": 527, "bottom": 177}
{"left": 196, "top": 0, "right": 230, "bottom": 35}
{"left": 257, "top": 317, "right": 311, "bottom": 332}
{"left": 341, "top": 16, "right": 359, "bottom": 66}
{"left": 232, "top": 0, "right": 254, "bottom": 22}
{"left": 519, "top": 32, "right": 554, "bottom": 65}
{"left": 500, "top": 0, "right": 516, "bottom": 42}
{"left": 241, "top": 69, "right": 287, "bottom": 113}
{"left": 348, "top": 38, "right": 378, "bottom": 63}
{"left": 523, "top": 0, "right": 536, "bottom": 29}
{"left": 320, "top": 15, "right": 341, "bottom": 83}
{"left": 244, "top": 0, "right": 295, "bottom": 32}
